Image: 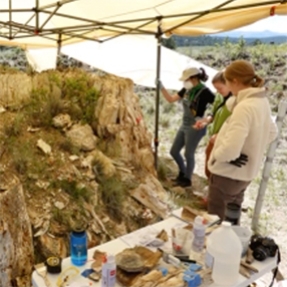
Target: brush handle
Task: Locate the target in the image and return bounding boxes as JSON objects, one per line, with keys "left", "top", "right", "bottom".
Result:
{"left": 43, "top": 275, "right": 51, "bottom": 287}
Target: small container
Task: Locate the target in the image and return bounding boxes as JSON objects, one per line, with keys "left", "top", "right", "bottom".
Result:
{"left": 206, "top": 221, "right": 242, "bottom": 286}
{"left": 101, "top": 254, "right": 116, "bottom": 287}
{"left": 70, "top": 228, "right": 88, "bottom": 266}
{"left": 231, "top": 226, "right": 252, "bottom": 256}
{"left": 172, "top": 228, "right": 193, "bottom": 257}
{"left": 225, "top": 202, "right": 241, "bottom": 225}
{"left": 192, "top": 216, "right": 206, "bottom": 253}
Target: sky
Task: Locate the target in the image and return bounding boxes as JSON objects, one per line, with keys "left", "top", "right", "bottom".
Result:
{"left": 236, "top": 16, "right": 287, "bottom": 34}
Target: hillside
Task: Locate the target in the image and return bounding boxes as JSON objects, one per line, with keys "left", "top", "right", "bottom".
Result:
{"left": 173, "top": 34, "right": 287, "bottom": 46}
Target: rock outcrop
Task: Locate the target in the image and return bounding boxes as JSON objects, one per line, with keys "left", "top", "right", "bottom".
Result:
{"left": 0, "top": 183, "right": 34, "bottom": 287}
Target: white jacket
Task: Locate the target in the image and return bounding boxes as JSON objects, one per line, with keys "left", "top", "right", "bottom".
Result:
{"left": 208, "top": 87, "right": 278, "bottom": 181}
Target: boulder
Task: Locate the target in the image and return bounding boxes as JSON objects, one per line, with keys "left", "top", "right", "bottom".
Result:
{"left": 66, "top": 124, "right": 98, "bottom": 151}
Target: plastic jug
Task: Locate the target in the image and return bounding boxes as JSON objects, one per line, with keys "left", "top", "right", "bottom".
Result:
{"left": 206, "top": 221, "right": 242, "bottom": 286}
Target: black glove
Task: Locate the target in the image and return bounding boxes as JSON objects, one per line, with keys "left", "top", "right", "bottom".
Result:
{"left": 177, "top": 88, "right": 186, "bottom": 98}
{"left": 229, "top": 154, "right": 248, "bottom": 167}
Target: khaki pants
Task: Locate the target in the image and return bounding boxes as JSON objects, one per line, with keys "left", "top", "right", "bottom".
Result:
{"left": 207, "top": 174, "right": 251, "bottom": 221}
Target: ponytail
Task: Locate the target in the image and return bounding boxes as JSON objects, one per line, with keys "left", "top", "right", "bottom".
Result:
{"left": 225, "top": 60, "right": 265, "bottom": 88}
{"left": 251, "top": 74, "right": 264, "bottom": 88}
{"left": 198, "top": 67, "right": 208, "bottom": 82}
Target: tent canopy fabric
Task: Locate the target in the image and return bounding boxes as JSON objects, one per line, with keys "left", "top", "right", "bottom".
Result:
{"left": 59, "top": 35, "right": 218, "bottom": 91}
{"left": 0, "top": 0, "right": 286, "bottom": 48}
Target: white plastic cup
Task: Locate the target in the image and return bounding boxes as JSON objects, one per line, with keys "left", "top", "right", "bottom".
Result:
{"left": 231, "top": 226, "right": 252, "bottom": 256}
{"left": 172, "top": 228, "right": 193, "bottom": 257}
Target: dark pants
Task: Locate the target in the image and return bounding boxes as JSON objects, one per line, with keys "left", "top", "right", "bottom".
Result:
{"left": 208, "top": 174, "right": 251, "bottom": 221}
{"left": 170, "top": 126, "right": 206, "bottom": 180}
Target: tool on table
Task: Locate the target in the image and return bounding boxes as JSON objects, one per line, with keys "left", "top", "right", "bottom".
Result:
{"left": 159, "top": 248, "right": 181, "bottom": 267}
{"left": 239, "top": 260, "right": 259, "bottom": 278}
{"left": 246, "top": 247, "right": 255, "bottom": 264}
{"left": 56, "top": 266, "right": 80, "bottom": 287}
{"left": 34, "top": 262, "right": 51, "bottom": 287}
{"left": 159, "top": 248, "right": 196, "bottom": 264}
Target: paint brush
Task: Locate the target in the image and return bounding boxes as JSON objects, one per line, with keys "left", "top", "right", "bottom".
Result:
{"left": 34, "top": 262, "right": 51, "bottom": 287}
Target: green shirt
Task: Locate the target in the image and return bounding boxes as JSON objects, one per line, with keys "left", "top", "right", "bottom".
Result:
{"left": 208, "top": 93, "right": 231, "bottom": 136}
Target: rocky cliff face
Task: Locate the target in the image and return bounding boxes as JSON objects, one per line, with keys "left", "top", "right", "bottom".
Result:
{"left": 0, "top": 184, "right": 34, "bottom": 287}
{"left": 0, "top": 69, "right": 169, "bottom": 286}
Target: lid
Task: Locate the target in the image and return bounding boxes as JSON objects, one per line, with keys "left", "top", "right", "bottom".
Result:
{"left": 194, "top": 215, "right": 204, "bottom": 225}
{"left": 102, "top": 254, "right": 107, "bottom": 264}
{"left": 222, "top": 221, "right": 232, "bottom": 227}
{"left": 45, "top": 256, "right": 62, "bottom": 274}
{"left": 107, "top": 255, "right": 115, "bottom": 263}
{"left": 72, "top": 225, "right": 86, "bottom": 234}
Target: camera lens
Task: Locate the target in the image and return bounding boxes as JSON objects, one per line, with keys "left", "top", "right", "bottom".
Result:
{"left": 253, "top": 247, "right": 268, "bottom": 261}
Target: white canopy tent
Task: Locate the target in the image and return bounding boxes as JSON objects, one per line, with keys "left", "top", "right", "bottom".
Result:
{"left": 1, "top": 0, "right": 287, "bottom": 230}
{"left": 0, "top": 0, "right": 286, "bottom": 47}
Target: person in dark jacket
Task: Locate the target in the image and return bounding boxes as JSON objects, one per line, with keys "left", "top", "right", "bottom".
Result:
{"left": 159, "top": 67, "right": 215, "bottom": 187}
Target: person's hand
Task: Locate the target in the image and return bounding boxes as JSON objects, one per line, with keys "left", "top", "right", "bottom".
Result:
{"left": 193, "top": 118, "right": 208, "bottom": 129}
{"left": 229, "top": 154, "right": 248, "bottom": 167}
{"left": 155, "top": 78, "right": 164, "bottom": 89}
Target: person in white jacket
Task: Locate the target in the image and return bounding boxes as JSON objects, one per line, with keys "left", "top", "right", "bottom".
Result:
{"left": 207, "top": 60, "right": 278, "bottom": 221}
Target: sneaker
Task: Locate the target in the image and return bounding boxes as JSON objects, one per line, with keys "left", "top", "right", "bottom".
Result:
{"left": 177, "top": 178, "right": 192, "bottom": 188}
{"left": 171, "top": 171, "right": 185, "bottom": 182}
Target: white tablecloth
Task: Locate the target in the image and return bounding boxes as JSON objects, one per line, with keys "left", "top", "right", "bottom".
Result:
{"left": 32, "top": 208, "right": 278, "bottom": 287}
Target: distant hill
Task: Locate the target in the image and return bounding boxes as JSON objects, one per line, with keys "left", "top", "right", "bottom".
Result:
{"left": 212, "top": 30, "right": 287, "bottom": 38}
{"left": 173, "top": 33, "right": 287, "bottom": 47}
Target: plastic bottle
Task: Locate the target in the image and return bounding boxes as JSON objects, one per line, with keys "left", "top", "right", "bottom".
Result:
{"left": 70, "top": 228, "right": 87, "bottom": 266}
{"left": 101, "top": 254, "right": 116, "bottom": 287}
{"left": 192, "top": 215, "right": 206, "bottom": 252}
{"left": 206, "top": 221, "right": 242, "bottom": 286}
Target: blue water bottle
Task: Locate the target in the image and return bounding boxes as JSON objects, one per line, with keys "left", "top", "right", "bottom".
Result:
{"left": 70, "top": 228, "right": 87, "bottom": 266}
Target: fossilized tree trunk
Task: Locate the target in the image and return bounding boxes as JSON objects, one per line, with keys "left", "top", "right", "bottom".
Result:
{"left": 0, "top": 184, "right": 34, "bottom": 287}
{"left": 94, "top": 74, "right": 156, "bottom": 176}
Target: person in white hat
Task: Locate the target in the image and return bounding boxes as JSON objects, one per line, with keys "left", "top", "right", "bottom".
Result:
{"left": 159, "top": 67, "right": 215, "bottom": 187}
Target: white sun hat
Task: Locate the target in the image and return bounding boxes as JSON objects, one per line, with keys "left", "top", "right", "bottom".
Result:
{"left": 179, "top": 67, "right": 200, "bottom": 81}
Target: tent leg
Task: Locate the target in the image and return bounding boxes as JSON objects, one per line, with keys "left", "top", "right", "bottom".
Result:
{"left": 56, "top": 33, "right": 62, "bottom": 69}
{"left": 251, "top": 99, "right": 287, "bottom": 232}
{"left": 154, "top": 22, "right": 162, "bottom": 170}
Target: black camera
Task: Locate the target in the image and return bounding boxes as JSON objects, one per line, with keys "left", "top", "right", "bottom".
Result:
{"left": 249, "top": 235, "right": 278, "bottom": 261}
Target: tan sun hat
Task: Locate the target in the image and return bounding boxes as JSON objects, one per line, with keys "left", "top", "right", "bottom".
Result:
{"left": 179, "top": 67, "right": 200, "bottom": 81}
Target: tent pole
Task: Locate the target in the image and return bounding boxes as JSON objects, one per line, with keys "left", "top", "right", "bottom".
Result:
{"left": 154, "top": 19, "right": 162, "bottom": 170}
{"left": 57, "top": 33, "right": 62, "bottom": 69}
{"left": 251, "top": 99, "right": 287, "bottom": 232}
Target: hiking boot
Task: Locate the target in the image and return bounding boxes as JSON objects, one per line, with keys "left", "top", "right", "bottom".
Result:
{"left": 171, "top": 171, "right": 185, "bottom": 183}
{"left": 177, "top": 178, "right": 192, "bottom": 188}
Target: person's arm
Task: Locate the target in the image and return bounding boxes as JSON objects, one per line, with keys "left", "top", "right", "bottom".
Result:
{"left": 158, "top": 80, "right": 182, "bottom": 103}
{"left": 161, "top": 87, "right": 181, "bottom": 103}
{"left": 213, "top": 105, "right": 251, "bottom": 162}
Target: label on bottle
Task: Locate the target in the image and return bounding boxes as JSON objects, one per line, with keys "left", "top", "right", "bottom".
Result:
{"left": 102, "top": 266, "right": 116, "bottom": 287}
{"left": 108, "top": 268, "right": 116, "bottom": 287}
{"left": 192, "top": 227, "right": 205, "bottom": 252}
{"left": 205, "top": 251, "right": 214, "bottom": 269}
